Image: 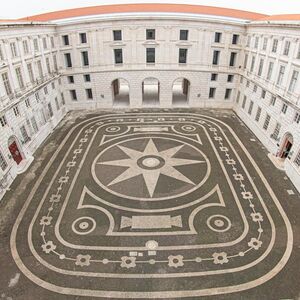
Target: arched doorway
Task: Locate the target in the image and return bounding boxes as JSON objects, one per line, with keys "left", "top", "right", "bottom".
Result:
{"left": 172, "top": 78, "right": 190, "bottom": 106}
{"left": 8, "top": 136, "right": 23, "bottom": 165}
{"left": 142, "top": 77, "right": 160, "bottom": 106}
{"left": 278, "top": 133, "right": 293, "bottom": 159}
{"left": 111, "top": 78, "right": 130, "bottom": 107}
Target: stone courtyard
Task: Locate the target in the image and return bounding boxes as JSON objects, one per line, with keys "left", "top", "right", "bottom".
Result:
{"left": 0, "top": 109, "right": 299, "bottom": 299}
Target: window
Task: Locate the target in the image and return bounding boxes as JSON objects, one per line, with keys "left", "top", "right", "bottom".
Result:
{"left": 67, "top": 76, "right": 74, "bottom": 84}
{"left": 294, "top": 112, "right": 300, "bottom": 124}
{"left": 10, "top": 42, "right": 18, "bottom": 58}
{"left": 15, "top": 67, "right": 24, "bottom": 89}
{"left": 243, "top": 54, "right": 248, "bottom": 69}
{"left": 114, "top": 49, "right": 123, "bottom": 64}
{"left": 2, "top": 72, "right": 12, "bottom": 96}
{"left": 62, "top": 35, "right": 70, "bottom": 46}
{"left": 209, "top": 87, "right": 216, "bottom": 99}
{"left": 262, "top": 38, "right": 268, "bottom": 50}
{"left": 227, "top": 74, "right": 234, "bottom": 82}
{"left": 31, "top": 116, "right": 38, "bottom": 133}
{"left": 50, "top": 36, "right": 55, "bottom": 48}
{"left": 86, "top": 88, "right": 93, "bottom": 100}
{"left": 288, "top": 70, "right": 299, "bottom": 93}
{"left": 261, "top": 90, "right": 266, "bottom": 99}
{"left": 277, "top": 65, "right": 285, "bottom": 85}
{"left": 281, "top": 103, "right": 288, "bottom": 114}
{"left": 246, "top": 80, "right": 250, "bottom": 88}
{"left": 257, "top": 59, "right": 264, "bottom": 76}
{"left": 53, "top": 55, "right": 58, "bottom": 71}
{"left": 79, "top": 33, "right": 87, "bottom": 44}
{"left": 236, "top": 91, "right": 240, "bottom": 103}
{"left": 27, "top": 63, "right": 34, "bottom": 83}
{"left": 232, "top": 34, "right": 239, "bottom": 45}
{"left": 64, "top": 53, "right": 72, "bottom": 68}
{"left": 180, "top": 30, "right": 188, "bottom": 40}
{"left": 61, "top": 93, "right": 65, "bottom": 105}
{"left": 37, "top": 60, "right": 43, "bottom": 78}
{"left": 35, "top": 92, "right": 40, "bottom": 102}
{"left": 263, "top": 114, "right": 271, "bottom": 130}
{"left": 229, "top": 52, "right": 237, "bottom": 66}
{"left": 33, "top": 38, "right": 39, "bottom": 52}
{"left": 214, "top": 32, "right": 222, "bottom": 43}
{"left": 0, "top": 152, "right": 8, "bottom": 171}
{"left": 48, "top": 103, "right": 53, "bottom": 117}
{"left": 270, "top": 96, "right": 276, "bottom": 106}
{"left": 294, "top": 151, "right": 300, "bottom": 167}
{"left": 266, "top": 61, "right": 274, "bottom": 80}
{"left": 271, "top": 122, "right": 281, "bottom": 140}
{"left": 212, "top": 50, "right": 220, "bottom": 65}
{"left": 253, "top": 85, "right": 257, "bottom": 93}
{"left": 0, "top": 44, "right": 4, "bottom": 60}
{"left": 81, "top": 51, "right": 89, "bottom": 66}
{"left": 254, "top": 36, "right": 259, "bottom": 49}
{"left": 179, "top": 49, "right": 187, "bottom": 64}
{"left": 272, "top": 39, "right": 278, "bottom": 53}
{"left": 225, "top": 89, "right": 232, "bottom": 100}
{"left": 13, "top": 105, "right": 20, "bottom": 117}
{"left": 246, "top": 36, "right": 251, "bottom": 47}
{"left": 44, "top": 86, "right": 48, "bottom": 95}
{"left": 146, "top": 48, "right": 155, "bottom": 63}
{"left": 297, "top": 44, "right": 300, "bottom": 59}
{"left": 70, "top": 90, "right": 77, "bottom": 101}
{"left": 283, "top": 41, "right": 290, "bottom": 56}
{"left": 51, "top": 82, "right": 55, "bottom": 89}
{"left": 55, "top": 97, "right": 60, "bottom": 110}
{"left": 211, "top": 73, "right": 218, "bottom": 81}
{"left": 46, "top": 57, "right": 51, "bottom": 73}
{"left": 250, "top": 56, "right": 256, "bottom": 72}
{"left": 0, "top": 115, "right": 7, "bottom": 127}
{"left": 113, "top": 30, "right": 122, "bottom": 41}
{"left": 42, "top": 37, "right": 47, "bottom": 49}
{"left": 23, "top": 40, "right": 29, "bottom": 54}
{"left": 25, "top": 98, "right": 31, "bottom": 108}
{"left": 242, "top": 96, "right": 247, "bottom": 109}
{"left": 84, "top": 74, "right": 91, "bottom": 82}
{"left": 255, "top": 107, "right": 262, "bottom": 122}
{"left": 248, "top": 101, "right": 254, "bottom": 115}
{"left": 146, "top": 29, "right": 155, "bottom": 40}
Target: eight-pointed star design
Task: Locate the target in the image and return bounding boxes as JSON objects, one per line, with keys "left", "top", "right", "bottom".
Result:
{"left": 98, "top": 139, "right": 205, "bottom": 197}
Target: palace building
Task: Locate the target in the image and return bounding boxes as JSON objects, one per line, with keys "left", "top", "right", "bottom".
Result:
{"left": 0, "top": 3, "right": 299, "bottom": 196}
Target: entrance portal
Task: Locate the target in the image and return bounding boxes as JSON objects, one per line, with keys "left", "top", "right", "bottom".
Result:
{"left": 172, "top": 78, "right": 190, "bottom": 106}
{"left": 8, "top": 137, "right": 23, "bottom": 165}
{"left": 112, "top": 79, "right": 130, "bottom": 107}
{"left": 142, "top": 77, "right": 160, "bottom": 106}
{"left": 279, "top": 133, "right": 293, "bottom": 158}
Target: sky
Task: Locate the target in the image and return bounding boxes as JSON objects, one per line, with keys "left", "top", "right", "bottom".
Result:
{"left": 1, "top": 0, "right": 300, "bottom": 19}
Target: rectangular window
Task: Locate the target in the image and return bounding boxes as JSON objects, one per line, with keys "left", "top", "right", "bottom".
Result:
{"left": 81, "top": 51, "right": 89, "bottom": 66}
{"left": 15, "top": 67, "right": 25, "bottom": 89}
{"left": 232, "top": 34, "right": 239, "bottom": 45}
{"left": 227, "top": 74, "right": 234, "bottom": 82}
{"left": 146, "top": 29, "right": 155, "bottom": 40}
{"left": 0, "top": 115, "right": 7, "bottom": 127}
{"left": 243, "top": 54, "right": 248, "bottom": 69}
{"left": 281, "top": 103, "right": 288, "bottom": 114}
{"left": 27, "top": 63, "right": 34, "bottom": 83}
{"left": 272, "top": 39, "right": 278, "bottom": 53}
{"left": 246, "top": 36, "right": 251, "bottom": 47}
{"left": 0, "top": 152, "right": 8, "bottom": 171}
{"left": 146, "top": 48, "right": 155, "bottom": 63}
{"left": 31, "top": 116, "right": 38, "bottom": 133}
{"left": 42, "top": 37, "right": 47, "bottom": 49}
{"left": 2, "top": 72, "right": 12, "bottom": 96}
{"left": 50, "top": 36, "right": 55, "bottom": 48}
{"left": 248, "top": 101, "right": 254, "bottom": 115}
{"left": 20, "top": 125, "right": 30, "bottom": 143}
{"left": 62, "top": 35, "right": 70, "bottom": 46}
{"left": 236, "top": 91, "right": 240, "bottom": 103}
{"left": 266, "top": 61, "right": 274, "bottom": 80}
{"left": 33, "top": 38, "right": 39, "bottom": 52}
{"left": 263, "top": 114, "right": 271, "bottom": 130}
{"left": 86, "top": 88, "right": 93, "bottom": 100}
{"left": 23, "top": 40, "right": 29, "bottom": 54}
{"left": 113, "top": 30, "right": 122, "bottom": 41}
{"left": 209, "top": 87, "right": 216, "bottom": 99}
{"left": 225, "top": 89, "right": 232, "bottom": 100}
{"left": 277, "top": 65, "right": 285, "bottom": 85}
{"left": 0, "top": 44, "right": 4, "bottom": 60}
{"left": 180, "top": 30, "right": 188, "bottom": 41}
{"left": 242, "top": 96, "right": 247, "bottom": 109}
{"left": 253, "top": 85, "right": 257, "bottom": 93}
{"left": 44, "top": 86, "right": 48, "bottom": 95}
{"left": 283, "top": 41, "right": 290, "bottom": 55}
{"left": 67, "top": 76, "right": 74, "bottom": 84}
{"left": 255, "top": 107, "right": 262, "bottom": 122}
{"left": 212, "top": 50, "right": 220, "bottom": 65}
{"left": 79, "top": 33, "right": 87, "bottom": 44}
{"left": 257, "top": 58, "right": 264, "bottom": 76}
{"left": 53, "top": 55, "right": 58, "bottom": 71}
{"left": 70, "top": 90, "right": 77, "bottom": 101}
{"left": 288, "top": 70, "right": 299, "bottom": 92}
{"left": 271, "top": 122, "right": 281, "bottom": 140}
{"left": 48, "top": 103, "right": 53, "bottom": 117}
{"left": 179, "top": 49, "right": 187, "bottom": 64}
{"left": 211, "top": 73, "right": 218, "bottom": 81}
{"left": 294, "top": 151, "right": 300, "bottom": 167}
{"left": 297, "top": 44, "right": 300, "bottom": 59}
{"left": 84, "top": 74, "right": 91, "bottom": 82}
{"left": 51, "top": 82, "right": 55, "bottom": 90}
{"left": 13, "top": 105, "right": 20, "bottom": 117}
{"left": 254, "top": 36, "right": 259, "bottom": 49}
{"left": 270, "top": 96, "right": 276, "bottom": 106}
{"left": 37, "top": 60, "right": 43, "bottom": 78}
{"left": 294, "top": 112, "right": 300, "bottom": 124}
{"left": 64, "top": 53, "right": 72, "bottom": 68}
{"left": 114, "top": 49, "right": 123, "bottom": 64}
{"left": 55, "top": 97, "right": 60, "bottom": 110}
{"left": 250, "top": 56, "right": 255, "bottom": 72}
{"left": 10, "top": 42, "right": 18, "bottom": 58}
{"left": 261, "top": 90, "right": 266, "bottom": 99}
{"left": 25, "top": 98, "right": 31, "bottom": 108}
{"left": 229, "top": 52, "right": 237, "bottom": 67}
{"left": 46, "top": 57, "right": 51, "bottom": 73}
{"left": 262, "top": 37, "right": 268, "bottom": 50}
{"left": 214, "top": 32, "right": 222, "bottom": 43}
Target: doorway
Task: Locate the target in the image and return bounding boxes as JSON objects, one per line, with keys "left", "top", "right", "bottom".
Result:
{"left": 172, "top": 78, "right": 190, "bottom": 106}
{"left": 279, "top": 133, "right": 293, "bottom": 159}
{"left": 112, "top": 78, "right": 130, "bottom": 107}
{"left": 142, "top": 77, "right": 160, "bottom": 106}
{"left": 8, "top": 138, "right": 23, "bottom": 165}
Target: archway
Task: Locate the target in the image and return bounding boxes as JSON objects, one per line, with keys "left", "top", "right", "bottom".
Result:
{"left": 278, "top": 133, "right": 293, "bottom": 159}
{"left": 172, "top": 78, "right": 190, "bottom": 106}
{"left": 142, "top": 77, "right": 160, "bottom": 106}
{"left": 111, "top": 78, "right": 130, "bottom": 107}
{"left": 8, "top": 136, "right": 23, "bottom": 165}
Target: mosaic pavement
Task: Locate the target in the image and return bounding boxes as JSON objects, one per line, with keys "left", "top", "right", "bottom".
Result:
{"left": 5, "top": 112, "right": 297, "bottom": 298}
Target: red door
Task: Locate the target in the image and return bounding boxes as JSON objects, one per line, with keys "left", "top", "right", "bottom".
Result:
{"left": 9, "top": 141, "right": 23, "bottom": 165}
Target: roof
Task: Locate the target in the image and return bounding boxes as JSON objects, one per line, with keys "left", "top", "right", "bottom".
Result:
{"left": 17, "top": 4, "right": 268, "bottom": 22}
{"left": 257, "top": 14, "right": 300, "bottom": 21}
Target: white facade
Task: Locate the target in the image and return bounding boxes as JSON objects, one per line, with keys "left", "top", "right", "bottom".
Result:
{"left": 0, "top": 11, "right": 299, "bottom": 197}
